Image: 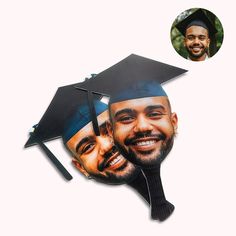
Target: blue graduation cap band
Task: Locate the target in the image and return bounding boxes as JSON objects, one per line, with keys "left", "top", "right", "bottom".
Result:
{"left": 109, "top": 80, "right": 167, "bottom": 104}
{"left": 63, "top": 98, "right": 108, "bottom": 143}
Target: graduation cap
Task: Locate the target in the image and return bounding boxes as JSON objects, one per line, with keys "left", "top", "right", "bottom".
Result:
{"left": 76, "top": 54, "right": 186, "bottom": 95}
{"left": 175, "top": 8, "right": 218, "bottom": 38}
{"left": 24, "top": 77, "right": 103, "bottom": 181}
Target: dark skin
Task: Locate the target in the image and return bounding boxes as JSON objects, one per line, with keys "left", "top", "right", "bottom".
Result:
{"left": 184, "top": 25, "right": 210, "bottom": 61}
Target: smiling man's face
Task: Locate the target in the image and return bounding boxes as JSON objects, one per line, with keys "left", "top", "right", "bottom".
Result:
{"left": 109, "top": 96, "right": 178, "bottom": 167}
{"left": 184, "top": 25, "right": 210, "bottom": 61}
{"left": 66, "top": 110, "right": 139, "bottom": 184}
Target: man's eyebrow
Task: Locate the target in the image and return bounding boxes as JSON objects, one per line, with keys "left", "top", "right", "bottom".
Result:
{"left": 186, "top": 34, "right": 207, "bottom": 37}
{"left": 145, "top": 105, "right": 166, "bottom": 112}
{"left": 114, "top": 108, "right": 136, "bottom": 118}
{"left": 75, "top": 136, "right": 94, "bottom": 153}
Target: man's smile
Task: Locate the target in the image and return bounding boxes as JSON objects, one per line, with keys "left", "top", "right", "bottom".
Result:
{"left": 129, "top": 137, "right": 162, "bottom": 152}
{"left": 190, "top": 45, "right": 203, "bottom": 53}
{"left": 100, "top": 151, "right": 127, "bottom": 171}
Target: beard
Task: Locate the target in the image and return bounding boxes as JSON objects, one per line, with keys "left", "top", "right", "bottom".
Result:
{"left": 90, "top": 159, "right": 141, "bottom": 185}
{"left": 114, "top": 132, "right": 175, "bottom": 168}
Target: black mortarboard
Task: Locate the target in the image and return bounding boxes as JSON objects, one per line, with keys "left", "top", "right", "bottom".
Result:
{"left": 24, "top": 77, "right": 102, "bottom": 180}
{"left": 25, "top": 80, "right": 100, "bottom": 147}
{"left": 175, "top": 8, "right": 218, "bottom": 38}
{"left": 76, "top": 54, "right": 187, "bottom": 96}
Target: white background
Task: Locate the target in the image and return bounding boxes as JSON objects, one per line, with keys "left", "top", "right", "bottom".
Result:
{"left": 1, "top": 0, "right": 236, "bottom": 235}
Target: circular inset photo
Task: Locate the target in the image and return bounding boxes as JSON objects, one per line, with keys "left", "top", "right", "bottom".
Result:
{"left": 170, "top": 8, "right": 224, "bottom": 61}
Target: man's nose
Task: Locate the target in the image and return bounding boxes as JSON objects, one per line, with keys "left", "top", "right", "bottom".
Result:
{"left": 193, "top": 37, "right": 200, "bottom": 44}
{"left": 133, "top": 115, "right": 153, "bottom": 133}
{"left": 98, "top": 136, "right": 113, "bottom": 156}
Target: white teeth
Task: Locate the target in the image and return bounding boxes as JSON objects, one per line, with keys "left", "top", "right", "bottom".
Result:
{"left": 108, "top": 155, "right": 122, "bottom": 166}
{"left": 136, "top": 140, "right": 156, "bottom": 146}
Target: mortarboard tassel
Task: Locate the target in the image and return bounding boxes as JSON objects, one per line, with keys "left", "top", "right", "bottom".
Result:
{"left": 36, "top": 140, "right": 73, "bottom": 181}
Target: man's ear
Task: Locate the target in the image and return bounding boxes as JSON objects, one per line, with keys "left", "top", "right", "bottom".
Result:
{"left": 171, "top": 112, "right": 178, "bottom": 132}
{"left": 72, "top": 159, "right": 90, "bottom": 178}
{"left": 207, "top": 37, "right": 211, "bottom": 48}
{"left": 184, "top": 37, "right": 187, "bottom": 47}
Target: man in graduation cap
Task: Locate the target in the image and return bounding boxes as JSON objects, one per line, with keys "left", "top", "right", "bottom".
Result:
{"left": 175, "top": 8, "right": 218, "bottom": 61}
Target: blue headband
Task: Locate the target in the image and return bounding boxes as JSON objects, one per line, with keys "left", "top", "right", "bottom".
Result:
{"left": 109, "top": 80, "right": 167, "bottom": 104}
{"left": 63, "top": 100, "right": 108, "bottom": 143}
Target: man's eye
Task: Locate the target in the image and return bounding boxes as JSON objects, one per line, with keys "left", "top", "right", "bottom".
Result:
{"left": 199, "top": 36, "right": 206, "bottom": 40}
{"left": 187, "top": 36, "right": 194, "bottom": 40}
{"left": 147, "top": 112, "right": 163, "bottom": 118}
{"left": 118, "top": 116, "right": 134, "bottom": 123}
{"left": 81, "top": 143, "right": 95, "bottom": 154}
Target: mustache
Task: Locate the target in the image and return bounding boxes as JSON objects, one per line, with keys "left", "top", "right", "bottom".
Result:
{"left": 97, "top": 146, "right": 119, "bottom": 172}
{"left": 190, "top": 45, "right": 201, "bottom": 48}
{"left": 190, "top": 43, "right": 204, "bottom": 48}
{"left": 124, "top": 131, "right": 166, "bottom": 146}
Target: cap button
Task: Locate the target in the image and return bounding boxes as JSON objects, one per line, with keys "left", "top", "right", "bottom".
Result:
{"left": 29, "top": 124, "right": 38, "bottom": 134}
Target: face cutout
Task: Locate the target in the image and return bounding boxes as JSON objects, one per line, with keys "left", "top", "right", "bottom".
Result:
{"left": 184, "top": 25, "right": 210, "bottom": 61}
{"left": 66, "top": 110, "right": 139, "bottom": 184}
{"left": 110, "top": 96, "right": 178, "bottom": 167}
